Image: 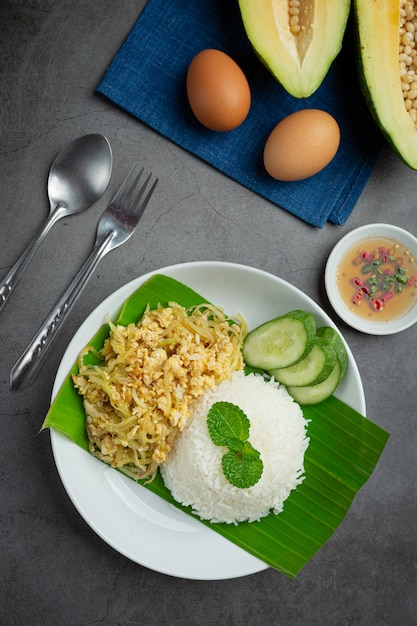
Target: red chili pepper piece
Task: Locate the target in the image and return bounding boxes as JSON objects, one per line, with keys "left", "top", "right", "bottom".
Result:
{"left": 379, "top": 247, "right": 388, "bottom": 254}
{"left": 372, "top": 298, "right": 384, "bottom": 311}
{"left": 352, "top": 290, "right": 364, "bottom": 305}
{"left": 353, "top": 277, "right": 363, "bottom": 286}
{"left": 381, "top": 292, "right": 394, "bottom": 303}
{"left": 361, "top": 250, "right": 371, "bottom": 261}
{"left": 408, "top": 275, "right": 417, "bottom": 286}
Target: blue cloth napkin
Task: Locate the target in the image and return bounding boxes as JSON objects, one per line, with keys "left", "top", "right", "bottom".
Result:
{"left": 97, "top": 0, "right": 384, "bottom": 228}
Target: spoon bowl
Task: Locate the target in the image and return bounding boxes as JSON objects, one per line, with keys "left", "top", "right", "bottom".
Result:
{"left": 0, "top": 134, "right": 113, "bottom": 314}
{"left": 48, "top": 134, "right": 113, "bottom": 215}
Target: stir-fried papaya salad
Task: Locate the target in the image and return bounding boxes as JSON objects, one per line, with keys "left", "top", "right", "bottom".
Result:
{"left": 73, "top": 302, "right": 246, "bottom": 481}
{"left": 73, "top": 300, "right": 347, "bottom": 486}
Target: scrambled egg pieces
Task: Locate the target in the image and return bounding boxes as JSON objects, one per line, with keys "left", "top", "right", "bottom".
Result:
{"left": 73, "top": 302, "right": 246, "bottom": 480}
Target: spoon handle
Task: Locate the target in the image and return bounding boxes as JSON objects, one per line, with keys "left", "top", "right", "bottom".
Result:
{"left": 9, "top": 234, "right": 113, "bottom": 392}
{"left": 0, "top": 206, "right": 65, "bottom": 315}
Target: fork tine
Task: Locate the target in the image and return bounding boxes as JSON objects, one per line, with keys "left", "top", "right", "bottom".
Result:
{"left": 113, "top": 164, "right": 158, "bottom": 212}
{"left": 123, "top": 166, "right": 145, "bottom": 207}
{"left": 110, "top": 164, "right": 141, "bottom": 204}
{"left": 129, "top": 171, "right": 159, "bottom": 218}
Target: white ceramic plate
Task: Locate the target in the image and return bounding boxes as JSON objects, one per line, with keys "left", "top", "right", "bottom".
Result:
{"left": 51, "top": 261, "right": 366, "bottom": 580}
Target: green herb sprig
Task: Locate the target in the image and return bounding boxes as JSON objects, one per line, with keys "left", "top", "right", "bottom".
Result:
{"left": 207, "top": 402, "right": 263, "bottom": 489}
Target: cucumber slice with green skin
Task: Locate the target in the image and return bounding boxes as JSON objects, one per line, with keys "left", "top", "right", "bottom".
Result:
{"left": 243, "top": 310, "right": 316, "bottom": 370}
{"left": 287, "top": 358, "right": 341, "bottom": 405}
{"left": 269, "top": 336, "right": 337, "bottom": 387}
{"left": 316, "top": 326, "right": 348, "bottom": 381}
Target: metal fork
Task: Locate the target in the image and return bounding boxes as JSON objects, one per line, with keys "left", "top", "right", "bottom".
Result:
{"left": 10, "top": 165, "right": 158, "bottom": 391}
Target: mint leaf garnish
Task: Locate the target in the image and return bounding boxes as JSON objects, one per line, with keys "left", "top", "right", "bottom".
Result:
{"left": 222, "top": 444, "right": 264, "bottom": 489}
{"left": 206, "top": 401, "right": 250, "bottom": 447}
{"left": 207, "top": 402, "right": 263, "bottom": 489}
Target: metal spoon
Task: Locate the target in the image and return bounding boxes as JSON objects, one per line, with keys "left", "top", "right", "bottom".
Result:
{"left": 0, "top": 134, "right": 113, "bottom": 314}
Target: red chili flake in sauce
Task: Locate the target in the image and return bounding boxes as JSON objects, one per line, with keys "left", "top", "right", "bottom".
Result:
{"left": 348, "top": 243, "right": 417, "bottom": 313}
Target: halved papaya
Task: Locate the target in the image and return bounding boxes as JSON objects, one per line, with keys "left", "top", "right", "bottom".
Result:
{"left": 237, "top": 0, "right": 351, "bottom": 98}
{"left": 354, "top": 0, "right": 417, "bottom": 169}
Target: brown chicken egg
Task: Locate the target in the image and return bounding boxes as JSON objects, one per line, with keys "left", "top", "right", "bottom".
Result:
{"left": 263, "top": 109, "right": 341, "bottom": 181}
{"left": 186, "top": 49, "right": 251, "bottom": 132}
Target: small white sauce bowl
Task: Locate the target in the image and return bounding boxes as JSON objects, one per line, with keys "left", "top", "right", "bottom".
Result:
{"left": 325, "top": 223, "right": 417, "bottom": 335}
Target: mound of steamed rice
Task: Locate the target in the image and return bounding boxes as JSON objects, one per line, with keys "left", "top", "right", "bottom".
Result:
{"left": 160, "top": 371, "right": 309, "bottom": 525}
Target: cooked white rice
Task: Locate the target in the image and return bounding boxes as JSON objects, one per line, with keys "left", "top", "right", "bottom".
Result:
{"left": 160, "top": 371, "right": 309, "bottom": 524}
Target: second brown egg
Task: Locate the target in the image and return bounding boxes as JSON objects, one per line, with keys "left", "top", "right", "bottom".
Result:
{"left": 263, "top": 109, "right": 341, "bottom": 182}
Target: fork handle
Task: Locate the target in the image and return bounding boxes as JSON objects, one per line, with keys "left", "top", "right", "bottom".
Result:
{"left": 9, "top": 233, "right": 113, "bottom": 392}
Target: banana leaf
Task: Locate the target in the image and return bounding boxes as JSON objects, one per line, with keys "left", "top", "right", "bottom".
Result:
{"left": 43, "top": 274, "right": 389, "bottom": 578}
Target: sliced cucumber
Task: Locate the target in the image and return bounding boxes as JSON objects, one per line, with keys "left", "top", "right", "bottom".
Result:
{"left": 287, "top": 358, "right": 341, "bottom": 405}
{"left": 269, "top": 336, "right": 337, "bottom": 387}
{"left": 316, "top": 326, "right": 348, "bottom": 381}
{"left": 243, "top": 310, "right": 316, "bottom": 370}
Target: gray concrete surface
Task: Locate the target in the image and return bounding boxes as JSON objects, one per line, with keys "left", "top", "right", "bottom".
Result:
{"left": 1, "top": 1, "right": 416, "bottom": 625}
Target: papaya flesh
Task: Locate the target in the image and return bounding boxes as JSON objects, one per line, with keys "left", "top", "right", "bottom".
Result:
{"left": 237, "top": 0, "right": 351, "bottom": 98}
{"left": 354, "top": 0, "right": 417, "bottom": 169}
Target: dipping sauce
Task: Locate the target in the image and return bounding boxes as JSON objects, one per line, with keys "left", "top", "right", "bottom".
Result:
{"left": 336, "top": 237, "right": 417, "bottom": 322}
